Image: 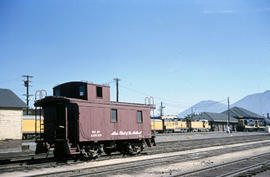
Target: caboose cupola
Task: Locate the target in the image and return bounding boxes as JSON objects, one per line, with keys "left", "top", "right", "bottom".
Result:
{"left": 53, "top": 81, "right": 110, "bottom": 103}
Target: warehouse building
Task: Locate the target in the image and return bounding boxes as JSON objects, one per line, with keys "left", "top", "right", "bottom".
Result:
{"left": 0, "top": 89, "right": 27, "bottom": 152}
{"left": 193, "top": 112, "right": 238, "bottom": 132}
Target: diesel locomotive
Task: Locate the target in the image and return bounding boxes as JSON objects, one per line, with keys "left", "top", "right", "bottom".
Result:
{"left": 34, "top": 82, "right": 156, "bottom": 159}
{"left": 151, "top": 118, "right": 210, "bottom": 133}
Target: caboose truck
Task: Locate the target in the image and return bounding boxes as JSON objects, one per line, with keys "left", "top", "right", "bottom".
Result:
{"left": 34, "top": 82, "right": 156, "bottom": 160}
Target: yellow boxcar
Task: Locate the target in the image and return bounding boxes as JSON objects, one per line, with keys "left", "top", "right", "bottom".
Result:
{"left": 151, "top": 119, "right": 163, "bottom": 132}
{"left": 164, "top": 119, "right": 188, "bottom": 132}
{"left": 190, "top": 120, "right": 210, "bottom": 132}
{"left": 164, "top": 120, "right": 176, "bottom": 131}
{"left": 22, "top": 116, "right": 43, "bottom": 139}
{"left": 175, "top": 121, "right": 188, "bottom": 132}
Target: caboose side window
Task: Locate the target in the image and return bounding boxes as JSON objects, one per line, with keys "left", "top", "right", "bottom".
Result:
{"left": 137, "top": 111, "right": 143, "bottom": 123}
{"left": 111, "top": 109, "right": 117, "bottom": 122}
{"left": 96, "top": 86, "right": 103, "bottom": 98}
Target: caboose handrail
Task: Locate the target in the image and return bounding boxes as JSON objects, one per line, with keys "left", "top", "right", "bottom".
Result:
{"left": 145, "top": 96, "right": 154, "bottom": 106}
{"left": 35, "top": 89, "right": 47, "bottom": 101}
{"left": 35, "top": 90, "right": 47, "bottom": 141}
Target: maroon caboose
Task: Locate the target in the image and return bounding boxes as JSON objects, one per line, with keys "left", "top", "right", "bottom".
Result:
{"left": 35, "top": 81, "right": 155, "bottom": 159}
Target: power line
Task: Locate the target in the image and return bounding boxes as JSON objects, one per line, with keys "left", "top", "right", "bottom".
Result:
{"left": 0, "top": 77, "right": 20, "bottom": 84}
{"left": 118, "top": 82, "right": 229, "bottom": 115}
{"left": 119, "top": 85, "right": 193, "bottom": 105}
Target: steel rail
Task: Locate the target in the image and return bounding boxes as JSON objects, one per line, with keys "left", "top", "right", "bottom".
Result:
{"left": 31, "top": 143, "right": 270, "bottom": 177}
{"left": 1, "top": 134, "right": 270, "bottom": 174}
{"left": 219, "top": 160, "right": 270, "bottom": 177}
{"left": 172, "top": 153, "right": 270, "bottom": 177}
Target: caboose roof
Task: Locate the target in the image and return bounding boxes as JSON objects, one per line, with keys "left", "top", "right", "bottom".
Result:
{"left": 35, "top": 96, "right": 155, "bottom": 109}
{"left": 53, "top": 81, "right": 110, "bottom": 89}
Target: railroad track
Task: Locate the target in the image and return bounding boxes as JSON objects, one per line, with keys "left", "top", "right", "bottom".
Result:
{"left": 221, "top": 161, "right": 270, "bottom": 177}
{"left": 1, "top": 134, "right": 270, "bottom": 175}
{"left": 1, "top": 134, "right": 268, "bottom": 163}
{"left": 19, "top": 141, "right": 270, "bottom": 176}
{"left": 174, "top": 153, "right": 270, "bottom": 177}
{"left": 145, "top": 134, "right": 270, "bottom": 154}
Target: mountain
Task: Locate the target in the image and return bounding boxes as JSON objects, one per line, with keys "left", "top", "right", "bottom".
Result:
{"left": 232, "top": 90, "right": 270, "bottom": 116}
{"left": 178, "top": 100, "right": 227, "bottom": 118}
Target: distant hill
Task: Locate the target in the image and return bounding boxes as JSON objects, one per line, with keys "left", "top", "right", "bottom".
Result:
{"left": 232, "top": 90, "right": 270, "bottom": 116}
{"left": 178, "top": 100, "right": 227, "bottom": 118}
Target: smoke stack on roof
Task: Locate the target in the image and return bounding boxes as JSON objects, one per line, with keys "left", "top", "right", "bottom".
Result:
{"left": 267, "top": 113, "right": 269, "bottom": 119}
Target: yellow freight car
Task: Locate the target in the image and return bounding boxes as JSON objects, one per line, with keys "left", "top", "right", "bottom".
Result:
{"left": 189, "top": 120, "right": 210, "bottom": 132}
{"left": 151, "top": 118, "right": 210, "bottom": 133}
{"left": 164, "top": 119, "right": 188, "bottom": 133}
{"left": 22, "top": 116, "right": 43, "bottom": 139}
{"left": 174, "top": 120, "right": 188, "bottom": 132}
{"left": 256, "top": 120, "right": 266, "bottom": 130}
{"left": 164, "top": 120, "right": 176, "bottom": 132}
{"left": 151, "top": 119, "right": 163, "bottom": 133}
{"left": 238, "top": 119, "right": 266, "bottom": 131}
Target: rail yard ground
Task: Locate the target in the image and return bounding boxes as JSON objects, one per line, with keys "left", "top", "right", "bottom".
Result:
{"left": 155, "top": 131, "right": 267, "bottom": 142}
{"left": 1, "top": 132, "right": 270, "bottom": 177}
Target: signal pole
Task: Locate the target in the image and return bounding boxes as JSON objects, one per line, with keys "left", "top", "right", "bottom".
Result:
{"left": 22, "top": 75, "right": 33, "bottom": 115}
{"left": 114, "top": 78, "right": 120, "bottom": 102}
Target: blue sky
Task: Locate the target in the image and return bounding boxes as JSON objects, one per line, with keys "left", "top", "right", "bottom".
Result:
{"left": 1, "top": 0, "right": 270, "bottom": 115}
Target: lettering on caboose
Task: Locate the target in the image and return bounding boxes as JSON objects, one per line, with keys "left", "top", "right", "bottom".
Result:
{"left": 111, "top": 131, "right": 142, "bottom": 136}
{"left": 90, "top": 130, "right": 102, "bottom": 137}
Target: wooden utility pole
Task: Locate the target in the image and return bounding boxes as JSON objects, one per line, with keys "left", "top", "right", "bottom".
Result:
{"left": 160, "top": 102, "right": 166, "bottom": 132}
{"left": 114, "top": 78, "right": 120, "bottom": 102}
{"left": 227, "top": 97, "right": 230, "bottom": 133}
{"left": 22, "top": 75, "right": 33, "bottom": 115}
{"left": 160, "top": 101, "right": 165, "bottom": 117}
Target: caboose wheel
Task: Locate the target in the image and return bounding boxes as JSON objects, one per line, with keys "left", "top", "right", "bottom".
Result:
{"left": 103, "top": 148, "right": 113, "bottom": 155}
{"left": 126, "top": 143, "right": 143, "bottom": 155}
{"left": 81, "top": 145, "right": 102, "bottom": 159}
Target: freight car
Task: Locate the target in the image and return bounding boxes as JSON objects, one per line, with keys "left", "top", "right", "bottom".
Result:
{"left": 188, "top": 120, "right": 210, "bottom": 132}
{"left": 257, "top": 120, "right": 266, "bottom": 130}
{"left": 238, "top": 119, "right": 266, "bottom": 131}
{"left": 34, "top": 82, "right": 156, "bottom": 160}
{"left": 22, "top": 116, "right": 43, "bottom": 139}
{"left": 151, "top": 119, "right": 163, "bottom": 133}
{"left": 150, "top": 118, "right": 210, "bottom": 133}
{"left": 163, "top": 119, "right": 188, "bottom": 133}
